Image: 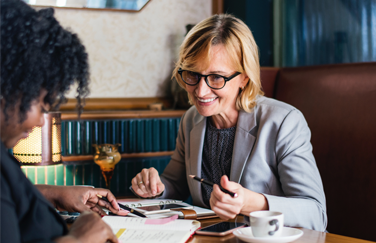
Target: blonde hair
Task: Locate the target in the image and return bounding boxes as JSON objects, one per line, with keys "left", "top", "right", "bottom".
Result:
{"left": 173, "top": 14, "right": 264, "bottom": 113}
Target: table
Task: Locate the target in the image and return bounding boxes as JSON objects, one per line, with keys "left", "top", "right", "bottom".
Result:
{"left": 189, "top": 216, "right": 374, "bottom": 243}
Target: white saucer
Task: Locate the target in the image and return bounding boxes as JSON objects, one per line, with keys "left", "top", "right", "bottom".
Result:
{"left": 233, "top": 227, "right": 303, "bottom": 243}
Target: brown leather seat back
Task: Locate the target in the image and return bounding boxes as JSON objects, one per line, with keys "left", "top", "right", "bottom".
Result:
{"left": 274, "top": 62, "right": 376, "bottom": 241}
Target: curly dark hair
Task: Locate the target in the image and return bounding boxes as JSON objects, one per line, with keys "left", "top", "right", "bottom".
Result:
{"left": 1, "top": 0, "right": 89, "bottom": 123}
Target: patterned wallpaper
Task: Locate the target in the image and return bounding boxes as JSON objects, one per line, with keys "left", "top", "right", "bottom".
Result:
{"left": 51, "top": 0, "right": 211, "bottom": 98}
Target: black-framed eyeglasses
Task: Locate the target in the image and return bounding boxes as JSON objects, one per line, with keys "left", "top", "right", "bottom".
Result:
{"left": 178, "top": 69, "right": 241, "bottom": 90}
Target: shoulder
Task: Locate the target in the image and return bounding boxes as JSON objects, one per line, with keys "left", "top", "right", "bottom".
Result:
{"left": 256, "top": 96, "right": 297, "bottom": 114}
{"left": 238, "top": 96, "right": 308, "bottom": 133}
{"left": 254, "top": 96, "right": 306, "bottom": 122}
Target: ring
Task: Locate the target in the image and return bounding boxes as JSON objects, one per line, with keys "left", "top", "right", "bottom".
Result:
{"left": 138, "top": 181, "right": 143, "bottom": 185}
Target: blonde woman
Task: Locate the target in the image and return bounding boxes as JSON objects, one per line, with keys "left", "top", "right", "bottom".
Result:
{"left": 132, "top": 14, "right": 327, "bottom": 231}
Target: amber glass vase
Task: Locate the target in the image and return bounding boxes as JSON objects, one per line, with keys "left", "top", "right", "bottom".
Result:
{"left": 93, "top": 144, "right": 121, "bottom": 189}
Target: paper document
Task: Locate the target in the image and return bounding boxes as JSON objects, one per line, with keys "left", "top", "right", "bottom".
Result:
{"left": 102, "top": 216, "right": 200, "bottom": 243}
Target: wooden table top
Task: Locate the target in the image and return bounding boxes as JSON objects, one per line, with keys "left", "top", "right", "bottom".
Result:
{"left": 189, "top": 216, "right": 373, "bottom": 243}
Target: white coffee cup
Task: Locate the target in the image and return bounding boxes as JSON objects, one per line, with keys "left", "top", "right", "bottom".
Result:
{"left": 249, "top": 211, "right": 284, "bottom": 237}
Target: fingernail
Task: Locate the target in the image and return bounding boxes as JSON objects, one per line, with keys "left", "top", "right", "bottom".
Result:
{"left": 152, "top": 190, "right": 156, "bottom": 195}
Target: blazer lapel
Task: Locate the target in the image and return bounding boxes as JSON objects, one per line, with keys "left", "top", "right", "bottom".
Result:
{"left": 230, "top": 110, "right": 257, "bottom": 183}
{"left": 188, "top": 113, "right": 206, "bottom": 205}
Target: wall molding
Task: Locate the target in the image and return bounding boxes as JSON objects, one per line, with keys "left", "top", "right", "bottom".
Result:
{"left": 61, "top": 110, "right": 186, "bottom": 120}
{"left": 62, "top": 151, "right": 174, "bottom": 163}
{"left": 60, "top": 97, "right": 174, "bottom": 111}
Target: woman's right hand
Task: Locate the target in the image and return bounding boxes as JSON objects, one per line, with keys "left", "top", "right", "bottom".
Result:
{"left": 131, "top": 167, "right": 165, "bottom": 198}
{"left": 64, "top": 211, "right": 118, "bottom": 243}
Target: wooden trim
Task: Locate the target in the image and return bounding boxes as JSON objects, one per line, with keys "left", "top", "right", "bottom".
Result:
{"left": 212, "top": 0, "right": 224, "bottom": 15}
{"left": 62, "top": 151, "right": 174, "bottom": 162}
{"left": 59, "top": 97, "right": 173, "bottom": 111}
{"left": 61, "top": 110, "right": 186, "bottom": 120}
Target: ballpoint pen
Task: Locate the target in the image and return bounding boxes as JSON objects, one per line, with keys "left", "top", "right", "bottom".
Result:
{"left": 189, "top": 175, "right": 238, "bottom": 198}
{"left": 97, "top": 194, "right": 147, "bottom": 218}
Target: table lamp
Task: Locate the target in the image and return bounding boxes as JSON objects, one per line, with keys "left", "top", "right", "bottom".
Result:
{"left": 13, "top": 112, "right": 62, "bottom": 166}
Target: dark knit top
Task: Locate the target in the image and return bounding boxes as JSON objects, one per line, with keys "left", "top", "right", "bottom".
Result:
{"left": 201, "top": 119, "right": 236, "bottom": 207}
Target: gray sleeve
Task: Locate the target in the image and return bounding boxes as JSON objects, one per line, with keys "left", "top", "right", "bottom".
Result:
{"left": 264, "top": 109, "right": 327, "bottom": 231}
{"left": 159, "top": 112, "right": 190, "bottom": 201}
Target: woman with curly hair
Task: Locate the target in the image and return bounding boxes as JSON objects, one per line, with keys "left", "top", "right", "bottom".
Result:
{"left": 1, "top": 0, "right": 127, "bottom": 242}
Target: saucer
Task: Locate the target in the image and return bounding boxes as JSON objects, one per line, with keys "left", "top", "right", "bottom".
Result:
{"left": 233, "top": 227, "right": 303, "bottom": 243}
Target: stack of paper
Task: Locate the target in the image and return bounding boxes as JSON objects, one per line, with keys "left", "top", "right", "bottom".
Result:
{"left": 103, "top": 216, "right": 200, "bottom": 243}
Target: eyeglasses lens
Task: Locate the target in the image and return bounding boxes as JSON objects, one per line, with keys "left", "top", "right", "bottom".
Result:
{"left": 207, "top": 75, "right": 225, "bottom": 89}
{"left": 182, "top": 71, "right": 199, "bottom": 84}
{"left": 182, "top": 71, "right": 225, "bottom": 89}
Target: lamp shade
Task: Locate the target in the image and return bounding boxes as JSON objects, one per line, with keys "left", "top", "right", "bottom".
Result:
{"left": 13, "top": 112, "right": 62, "bottom": 165}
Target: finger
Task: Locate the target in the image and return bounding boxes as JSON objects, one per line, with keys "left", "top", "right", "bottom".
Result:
{"left": 132, "top": 174, "right": 149, "bottom": 197}
{"left": 73, "top": 201, "right": 92, "bottom": 213}
{"left": 149, "top": 168, "right": 160, "bottom": 196}
{"left": 156, "top": 181, "right": 165, "bottom": 194}
{"left": 86, "top": 202, "right": 97, "bottom": 208}
{"left": 211, "top": 187, "right": 242, "bottom": 215}
{"left": 117, "top": 208, "right": 130, "bottom": 216}
{"left": 211, "top": 198, "right": 239, "bottom": 216}
{"left": 93, "top": 189, "right": 120, "bottom": 212}
{"left": 95, "top": 196, "right": 129, "bottom": 215}
{"left": 219, "top": 176, "right": 242, "bottom": 200}
{"left": 132, "top": 186, "right": 149, "bottom": 198}
{"left": 212, "top": 184, "right": 232, "bottom": 204}
{"left": 209, "top": 194, "right": 238, "bottom": 219}
{"left": 211, "top": 204, "right": 236, "bottom": 220}
{"left": 140, "top": 168, "right": 152, "bottom": 194}
{"left": 220, "top": 175, "right": 239, "bottom": 191}
{"left": 135, "top": 173, "right": 149, "bottom": 194}
{"left": 220, "top": 175, "right": 229, "bottom": 188}
{"left": 131, "top": 177, "right": 140, "bottom": 195}
{"left": 132, "top": 177, "right": 151, "bottom": 198}
{"left": 91, "top": 205, "right": 107, "bottom": 216}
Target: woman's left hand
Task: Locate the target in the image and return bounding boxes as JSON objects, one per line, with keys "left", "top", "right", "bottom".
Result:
{"left": 209, "top": 175, "right": 269, "bottom": 220}
{"left": 37, "top": 185, "right": 129, "bottom": 216}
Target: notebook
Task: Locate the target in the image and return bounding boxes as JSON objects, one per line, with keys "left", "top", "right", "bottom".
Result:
{"left": 102, "top": 216, "right": 200, "bottom": 243}
{"left": 117, "top": 198, "right": 216, "bottom": 219}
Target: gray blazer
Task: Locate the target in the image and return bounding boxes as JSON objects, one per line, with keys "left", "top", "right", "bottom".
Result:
{"left": 160, "top": 96, "right": 327, "bottom": 231}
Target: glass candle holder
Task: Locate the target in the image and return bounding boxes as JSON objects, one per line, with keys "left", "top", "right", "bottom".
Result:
{"left": 93, "top": 143, "right": 121, "bottom": 189}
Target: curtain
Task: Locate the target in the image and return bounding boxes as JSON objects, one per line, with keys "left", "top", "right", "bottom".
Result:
{"left": 281, "top": 0, "right": 376, "bottom": 67}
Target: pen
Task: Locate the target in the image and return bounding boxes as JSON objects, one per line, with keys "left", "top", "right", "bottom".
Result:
{"left": 189, "top": 175, "right": 238, "bottom": 198}
{"left": 96, "top": 194, "right": 147, "bottom": 218}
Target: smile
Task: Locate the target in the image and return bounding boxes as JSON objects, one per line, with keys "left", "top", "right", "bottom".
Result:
{"left": 197, "top": 97, "right": 217, "bottom": 103}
